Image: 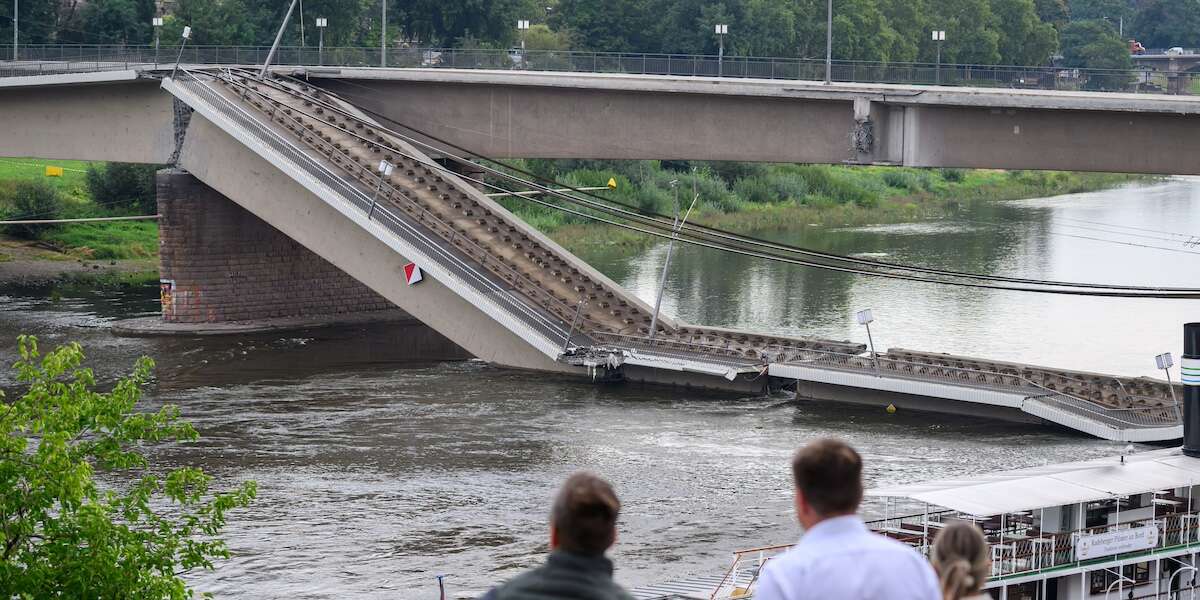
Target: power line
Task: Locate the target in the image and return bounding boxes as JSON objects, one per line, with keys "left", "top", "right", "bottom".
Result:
{"left": 231, "top": 71, "right": 1200, "bottom": 299}
{"left": 305, "top": 77, "right": 1200, "bottom": 294}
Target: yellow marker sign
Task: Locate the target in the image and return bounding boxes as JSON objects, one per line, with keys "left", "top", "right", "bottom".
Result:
{"left": 44, "top": 166, "right": 64, "bottom": 177}
{"left": 607, "top": 177, "right": 618, "bottom": 190}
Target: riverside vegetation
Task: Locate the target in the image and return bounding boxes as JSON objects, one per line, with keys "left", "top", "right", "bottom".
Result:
{"left": 0, "top": 157, "right": 1146, "bottom": 270}
{"left": 488, "top": 160, "right": 1146, "bottom": 255}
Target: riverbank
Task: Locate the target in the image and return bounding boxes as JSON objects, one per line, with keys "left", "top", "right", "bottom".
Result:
{"left": 520, "top": 167, "right": 1150, "bottom": 256}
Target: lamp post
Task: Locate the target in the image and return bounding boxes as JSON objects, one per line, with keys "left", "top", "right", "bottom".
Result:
{"left": 824, "top": 0, "right": 832, "bottom": 83}
{"left": 316, "top": 17, "right": 327, "bottom": 66}
{"left": 260, "top": 0, "right": 298, "bottom": 79}
{"left": 648, "top": 178, "right": 698, "bottom": 341}
{"left": 171, "top": 25, "right": 191, "bottom": 79}
{"left": 856, "top": 309, "right": 879, "bottom": 372}
{"left": 152, "top": 17, "right": 163, "bottom": 67}
{"left": 517, "top": 19, "right": 530, "bottom": 69}
{"left": 932, "top": 30, "right": 946, "bottom": 84}
{"left": 715, "top": 24, "right": 728, "bottom": 77}
{"left": 1158, "top": 352, "right": 1183, "bottom": 424}
{"left": 1104, "top": 16, "right": 1124, "bottom": 38}
{"left": 380, "top": 0, "right": 387, "bottom": 67}
{"left": 368, "top": 159, "right": 394, "bottom": 220}
{"left": 12, "top": 0, "right": 17, "bottom": 61}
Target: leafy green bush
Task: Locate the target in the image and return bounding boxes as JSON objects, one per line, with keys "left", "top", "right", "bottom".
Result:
{"left": 2, "top": 180, "right": 64, "bottom": 239}
{"left": 882, "top": 170, "right": 920, "bottom": 190}
{"left": 940, "top": 168, "right": 967, "bottom": 182}
{"left": 734, "top": 176, "right": 775, "bottom": 204}
{"left": 85, "top": 163, "right": 160, "bottom": 214}
{"left": 766, "top": 172, "right": 810, "bottom": 201}
{"left": 0, "top": 336, "right": 256, "bottom": 598}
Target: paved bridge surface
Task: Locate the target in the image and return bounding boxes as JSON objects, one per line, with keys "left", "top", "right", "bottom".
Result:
{"left": 0, "top": 65, "right": 1187, "bottom": 440}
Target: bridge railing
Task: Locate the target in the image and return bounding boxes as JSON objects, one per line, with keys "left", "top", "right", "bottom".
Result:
{"left": 1, "top": 44, "right": 1190, "bottom": 94}
{"left": 782, "top": 347, "right": 1180, "bottom": 428}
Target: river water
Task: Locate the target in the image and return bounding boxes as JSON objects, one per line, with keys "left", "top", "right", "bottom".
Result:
{"left": 2, "top": 179, "right": 1199, "bottom": 598}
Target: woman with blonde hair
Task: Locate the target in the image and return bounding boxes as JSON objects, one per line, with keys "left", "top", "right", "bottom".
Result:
{"left": 931, "top": 520, "right": 992, "bottom": 600}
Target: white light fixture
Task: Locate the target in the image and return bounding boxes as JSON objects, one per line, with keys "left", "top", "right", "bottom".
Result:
{"left": 181, "top": 25, "right": 192, "bottom": 39}
{"left": 855, "top": 308, "right": 875, "bottom": 325}
{"left": 377, "top": 160, "right": 395, "bottom": 176}
{"left": 932, "top": 30, "right": 945, "bottom": 41}
{"left": 715, "top": 24, "right": 728, "bottom": 35}
{"left": 152, "top": 17, "right": 163, "bottom": 27}
{"left": 1157, "top": 352, "right": 1175, "bottom": 371}
{"left": 517, "top": 19, "right": 530, "bottom": 30}
{"left": 315, "top": 17, "right": 327, "bottom": 27}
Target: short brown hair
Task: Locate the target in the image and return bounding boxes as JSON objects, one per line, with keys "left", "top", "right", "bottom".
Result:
{"left": 791, "top": 438, "right": 863, "bottom": 516}
{"left": 551, "top": 472, "right": 621, "bottom": 556}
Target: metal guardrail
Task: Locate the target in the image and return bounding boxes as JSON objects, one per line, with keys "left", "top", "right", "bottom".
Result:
{"left": 776, "top": 347, "right": 1179, "bottom": 429}
{"left": 210, "top": 69, "right": 608, "bottom": 336}
{"left": 169, "top": 69, "right": 575, "bottom": 350}
{"left": 2, "top": 44, "right": 1194, "bottom": 94}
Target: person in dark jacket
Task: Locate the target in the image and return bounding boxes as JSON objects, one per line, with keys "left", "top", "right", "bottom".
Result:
{"left": 479, "top": 472, "right": 635, "bottom": 600}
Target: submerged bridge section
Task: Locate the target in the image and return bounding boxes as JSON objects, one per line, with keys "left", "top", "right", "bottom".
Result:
{"left": 0, "top": 66, "right": 1184, "bottom": 440}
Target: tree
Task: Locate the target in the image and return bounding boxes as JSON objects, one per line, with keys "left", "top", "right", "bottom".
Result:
{"left": 86, "top": 163, "right": 160, "bottom": 215}
{"left": 75, "top": 0, "right": 155, "bottom": 44}
{"left": 1130, "top": 0, "right": 1200, "bottom": 49}
{"left": 993, "top": 0, "right": 1059, "bottom": 65}
{"left": 1067, "top": 0, "right": 1133, "bottom": 25}
{"left": 1034, "top": 0, "right": 1069, "bottom": 27}
{"left": 0, "top": 0, "right": 59, "bottom": 47}
{"left": 160, "top": 0, "right": 257, "bottom": 46}
{"left": 1, "top": 181, "right": 62, "bottom": 240}
{"left": 933, "top": 0, "right": 1002, "bottom": 65}
{"left": 1061, "top": 19, "right": 1133, "bottom": 89}
{"left": 552, "top": 0, "right": 661, "bottom": 52}
{"left": 0, "top": 336, "right": 256, "bottom": 598}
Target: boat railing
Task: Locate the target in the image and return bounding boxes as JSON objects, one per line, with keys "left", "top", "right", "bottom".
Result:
{"left": 866, "top": 507, "right": 1200, "bottom": 580}
{"left": 709, "top": 544, "right": 793, "bottom": 600}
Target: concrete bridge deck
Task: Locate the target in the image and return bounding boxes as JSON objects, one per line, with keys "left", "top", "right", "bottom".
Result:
{"left": 0, "top": 67, "right": 1186, "bottom": 440}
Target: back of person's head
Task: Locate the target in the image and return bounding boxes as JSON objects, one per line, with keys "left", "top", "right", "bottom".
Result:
{"left": 791, "top": 438, "right": 863, "bottom": 516}
{"left": 931, "top": 521, "right": 990, "bottom": 600}
{"left": 550, "top": 472, "right": 621, "bottom": 557}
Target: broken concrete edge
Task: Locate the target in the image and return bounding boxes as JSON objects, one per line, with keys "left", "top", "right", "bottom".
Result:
{"left": 110, "top": 309, "right": 418, "bottom": 337}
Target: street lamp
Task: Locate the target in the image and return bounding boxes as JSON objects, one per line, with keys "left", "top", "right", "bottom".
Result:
{"left": 824, "top": 0, "right": 832, "bottom": 84}
{"left": 856, "top": 309, "right": 879, "bottom": 372}
{"left": 316, "top": 17, "right": 327, "bottom": 66}
{"left": 932, "top": 30, "right": 946, "bottom": 84}
{"left": 171, "top": 25, "right": 191, "bottom": 79}
{"left": 715, "top": 24, "right": 728, "bottom": 77}
{"left": 380, "top": 0, "right": 387, "bottom": 67}
{"left": 1157, "top": 352, "right": 1183, "bottom": 423}
{"left": 12, "top": 0, "right": 17, "bottom": 61}
{"left": 1103, "top": 15, "right": 1124, "bottom": 38}
{"left": 648, "top": 178, "right": 699, "bottom": 340}
{"left": 368, "top": 159, "right": 395, "bottom": 220}
{"left": 152, "top": 17, "right": 163, "bottom": 67}
{"left": 517, "top": 19, "right": 530, "bottom": 69}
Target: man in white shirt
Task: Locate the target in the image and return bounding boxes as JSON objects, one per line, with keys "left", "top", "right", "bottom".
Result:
{"left": 755, "top": 438, "right": 941, "bottom": 600}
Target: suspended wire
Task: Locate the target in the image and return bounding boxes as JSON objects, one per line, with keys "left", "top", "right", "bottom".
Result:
{"left": 296, "top": 77, "right": 1200, "bottom": 293}
{"left": 1054, "top": 215, "right": 1199, "bottom": 241}
{"left": 225, "top": 71, "right": 1200, "bottom": 298}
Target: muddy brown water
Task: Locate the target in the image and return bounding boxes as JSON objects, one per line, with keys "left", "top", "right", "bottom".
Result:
{"left": 1, "top": 180, "right": 1198, "bottom": 598}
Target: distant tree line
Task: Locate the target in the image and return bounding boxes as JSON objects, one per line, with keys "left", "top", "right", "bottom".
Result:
{"left": 2, "top": 0, "right": 1197, "bottom": 69}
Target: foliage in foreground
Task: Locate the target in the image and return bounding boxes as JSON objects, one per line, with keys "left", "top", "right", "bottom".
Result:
{"left": 0, "top": 336, "right": 256, "bottom": 598}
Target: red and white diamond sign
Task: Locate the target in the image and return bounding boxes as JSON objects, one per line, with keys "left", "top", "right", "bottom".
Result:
{"left": 404, "top": 262, "right": 423, "bottom": 285}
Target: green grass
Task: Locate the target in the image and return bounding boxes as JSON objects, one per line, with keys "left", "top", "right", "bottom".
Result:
{"left": 40, "top": 221, "right": 158, "bottom": 260}
{"left": 0, "top": 157, "right": 95, "bottom": 204}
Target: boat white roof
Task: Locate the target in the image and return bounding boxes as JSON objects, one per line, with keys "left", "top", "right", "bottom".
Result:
{"left": 868, "top": 447, "right": 1200, "bottom": 517}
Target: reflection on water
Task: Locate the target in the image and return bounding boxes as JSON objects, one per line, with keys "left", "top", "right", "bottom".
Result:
{"left": 0, "top": 180, "right": 1195, "bottom": 597}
